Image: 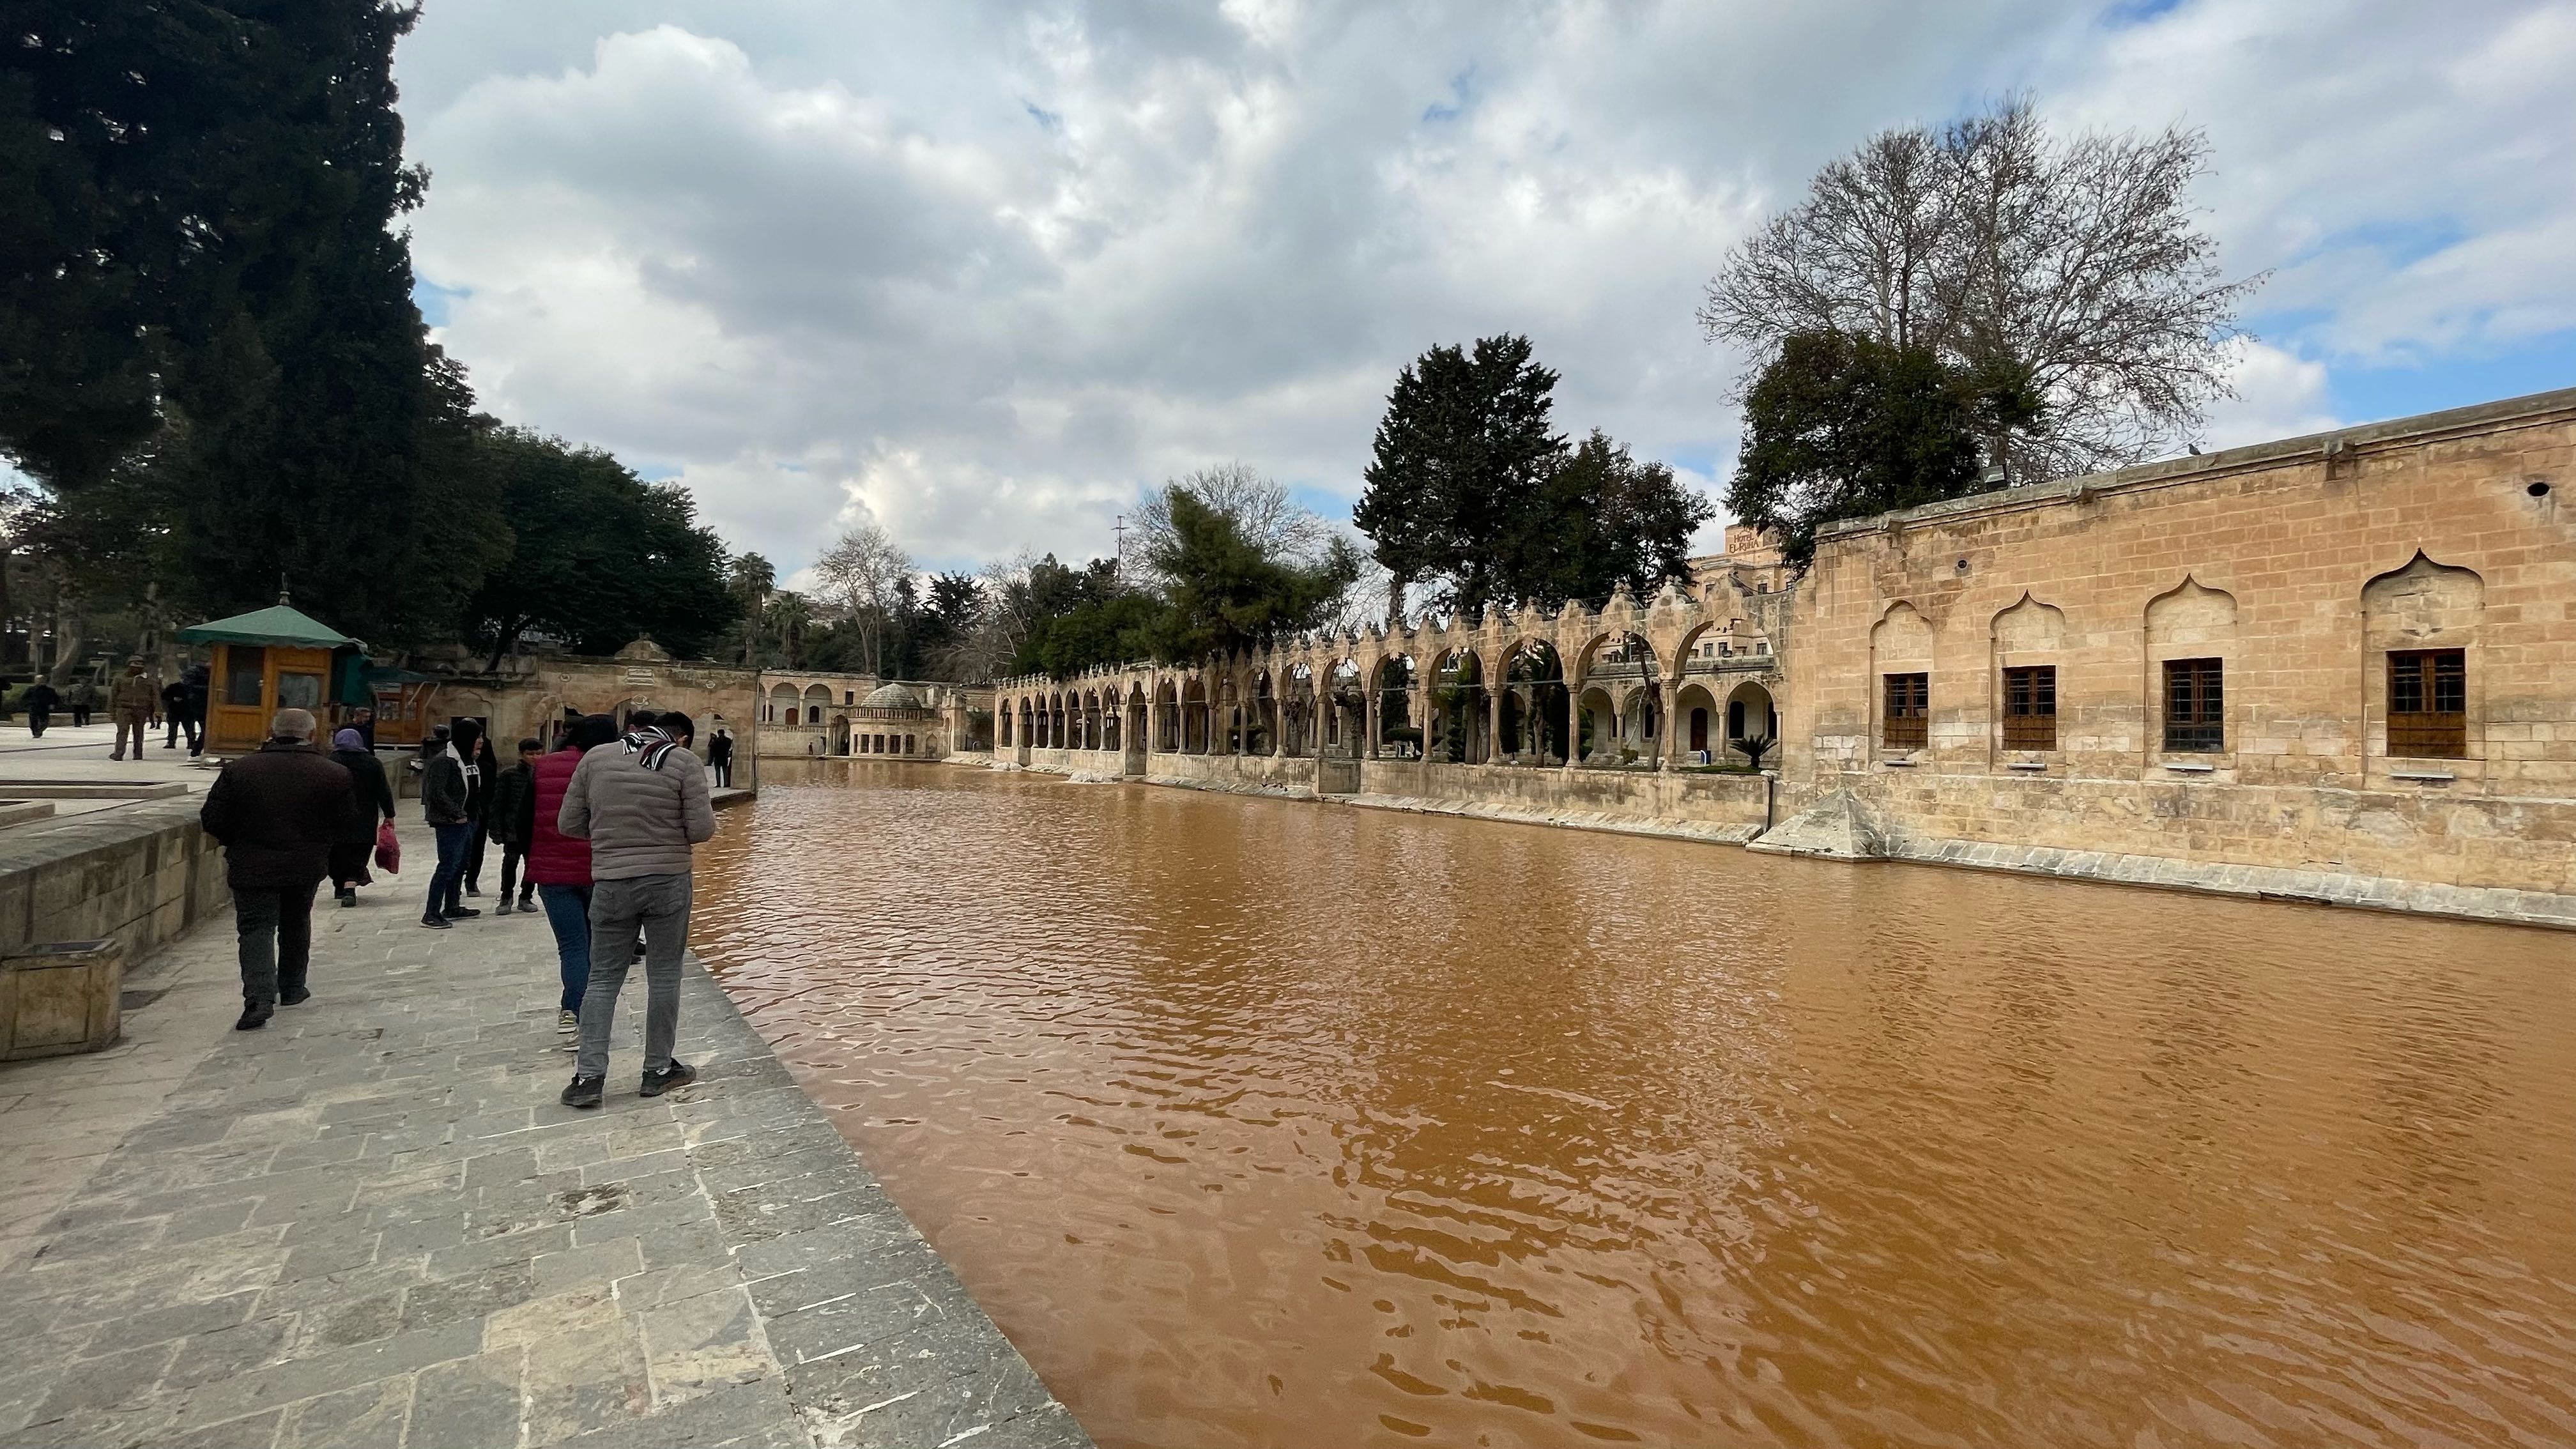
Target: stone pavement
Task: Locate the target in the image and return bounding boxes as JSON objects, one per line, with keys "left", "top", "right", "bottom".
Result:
{"left": 0, "top": 816, "right": 1091, "bottom": 1449}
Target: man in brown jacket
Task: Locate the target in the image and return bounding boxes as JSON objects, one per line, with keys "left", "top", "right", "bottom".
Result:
{"left": 109, "top": 656, "right": 158, "bottom": 761}
{"left": 199, "top": 709, "right": 354, "bottom": 1029}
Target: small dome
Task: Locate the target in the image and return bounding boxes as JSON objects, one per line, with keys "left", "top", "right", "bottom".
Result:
{"left": 860, "top": 682, "right": 924, "bottom": 710}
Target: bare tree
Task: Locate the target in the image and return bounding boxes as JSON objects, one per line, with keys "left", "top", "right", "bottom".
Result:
{"left": 1128, "top": 464, "right": 1335, "bottom": 588}
{"left": 1702, "top": 96, "right": 2263, "bottom": 480}
{"left": 810, "top": 519, "right": 912, "bottom": 678}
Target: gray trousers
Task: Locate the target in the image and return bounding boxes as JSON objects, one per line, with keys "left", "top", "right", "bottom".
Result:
{"left": 574, "top": 873, "right": 692, "bottom": 1078}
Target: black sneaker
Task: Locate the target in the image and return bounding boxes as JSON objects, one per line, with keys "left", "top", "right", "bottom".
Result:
{"left": 280, "top": 988, "right": 310, "bottom": 1006}
{"left": 419, "top": 914, "right": 452, "bottom": 930}
{"left": 560, "top": 1075, "right": 604, "bottom": 1108}
{"left": 638, "top": 1061, "right": 697, "bottom": 1098}
{"left": 234, "top": 1004, "right": 272, "bottom": 1031}
{"left": 337, "top": 889, "right": 356, "bottom": 908}
{"left": 442, "top": 907, "right": 482, "bottom": 919}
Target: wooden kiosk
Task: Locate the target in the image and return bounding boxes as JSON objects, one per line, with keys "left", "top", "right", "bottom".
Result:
{"left": 174, "top": 604, "right": 363, "bottom": 756}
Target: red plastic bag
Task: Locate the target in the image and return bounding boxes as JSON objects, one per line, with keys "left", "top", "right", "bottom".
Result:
{"left": 374, "top": 819, "right": 401, "bottom": 875}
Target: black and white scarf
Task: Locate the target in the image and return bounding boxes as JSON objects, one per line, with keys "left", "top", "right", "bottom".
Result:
{"left": 623, "top": 725, "right": 680, "bottom": 770}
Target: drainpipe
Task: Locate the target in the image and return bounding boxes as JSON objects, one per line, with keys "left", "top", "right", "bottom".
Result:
{"left": 1764, "top": 771, "right": 1775, "bottom": 832}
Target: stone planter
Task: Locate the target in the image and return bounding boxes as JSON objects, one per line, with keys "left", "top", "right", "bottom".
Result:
{"left": 1, "top": 939, "right": 122, "bottom": 1060}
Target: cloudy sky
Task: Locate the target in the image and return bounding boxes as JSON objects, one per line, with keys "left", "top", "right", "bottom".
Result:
{"left": 392, "top": 0, "right": 2576, "bottom": 578}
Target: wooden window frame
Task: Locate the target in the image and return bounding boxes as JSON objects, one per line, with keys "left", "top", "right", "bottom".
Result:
{"left": 2386, "top": 648, "right": 2466, "bottom": 759}
{"left": 2001, "top": 665, "right": 2057, "bottom": 751}
{"left": 1882, "top": 671, "right": 1928, "bottom": 751}
{"left": 2161, "top": 657, "right": 2225, "bottom": 753}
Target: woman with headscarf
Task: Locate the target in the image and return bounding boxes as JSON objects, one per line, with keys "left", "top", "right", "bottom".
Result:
{"left": 527, "top": 714, "right": 618, "bottom": 1038}
{"left": 327, "top": 728, "right": 395, "bottom": 906}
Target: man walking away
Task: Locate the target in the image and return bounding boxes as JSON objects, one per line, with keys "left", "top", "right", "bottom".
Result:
{"left": 66, "top": 677, "right": 96, "bottom": 728}
{"left": 109, "top": 657, "right": 156, "bottom": 760}
{"left": 706, "top": 724, "right": 735, "bottom": 788}
{"left": 559, "top": 709, "right": 716, "bottom": 1107}
{"left": 21, "top": 678, "right": 57, "bottom": 737}
{"left": 160, "top": 673, "right": 191, "bottom": 749}
{"left": 419, "top": 722, "right": 486, "bottom": 928}
{"left": 328, "top": 727, "right": 395, "bottom": 905}
{"left": 199, "top": 709, "right": 352, "bottom": 1029}
{"left": 487, "top": 738, "right": 539, "bottom": 915}
{"left": 184, "top": 664, "right": 211, "bottom": 755}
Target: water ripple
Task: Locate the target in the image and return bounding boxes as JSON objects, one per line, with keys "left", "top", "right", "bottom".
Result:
{"left": 696, "top": 762, "right": 2576, "bottom": 1449}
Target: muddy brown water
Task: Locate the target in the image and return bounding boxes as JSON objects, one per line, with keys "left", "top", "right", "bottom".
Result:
{"left": 693, "top": 762, "right": 2576, "bottom": 1449}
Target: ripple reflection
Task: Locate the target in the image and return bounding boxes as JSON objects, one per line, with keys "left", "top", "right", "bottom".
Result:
{"left": 695, "top": 762, "right": 2576, "bottom": 1449}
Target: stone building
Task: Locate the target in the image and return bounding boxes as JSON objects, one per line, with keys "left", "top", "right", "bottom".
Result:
{"left": 432, "top": 638, "right": 765, "bottom": 787}
{"left": 984, "top": 386, "right": 2576, "bottom": 925}
{"left": 1772, "top": 385, "right": 2574, "bottom": 900}
{"left": 754, "top": 670, "right": 990, "bottom": 759}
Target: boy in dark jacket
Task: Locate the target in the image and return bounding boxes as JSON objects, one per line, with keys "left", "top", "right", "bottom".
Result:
{"left": 200, "top": 709, "right": 354, "bottom": 1029}
{"left": 487, "top": 738, "right": 540, "bottom": 915}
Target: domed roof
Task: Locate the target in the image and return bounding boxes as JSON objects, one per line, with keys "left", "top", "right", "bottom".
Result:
{"left": 859, "top": 682, "right": 924, "bottom": 710}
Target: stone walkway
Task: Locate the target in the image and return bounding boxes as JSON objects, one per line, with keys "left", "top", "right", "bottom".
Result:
{"left": 0, "top": 818, "right": 1091, "bottom": 1449}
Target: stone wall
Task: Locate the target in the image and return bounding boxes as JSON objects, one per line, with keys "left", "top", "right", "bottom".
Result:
{"left": 1148, "top": 752, "right": 1317, "bottom": 794}
{"left": 0, "top": 799, "right": 229, "bottom": 961}
{"left": 436, "top": 643, "right": 763, "bottom": 788}
{"left": 1357, "top": 761, "right": 1773, "bottom": 836}
{"left": 1781, "top": 387, "right": 2576, "bottom": 897}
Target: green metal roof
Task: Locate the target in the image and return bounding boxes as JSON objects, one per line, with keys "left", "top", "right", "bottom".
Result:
{"left": 175, "top": 604, "right": 361, "bottom": 650}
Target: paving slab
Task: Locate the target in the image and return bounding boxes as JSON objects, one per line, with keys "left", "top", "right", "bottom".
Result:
{"left": 0, "top": 812, "right": 1092, "bottom": 1449}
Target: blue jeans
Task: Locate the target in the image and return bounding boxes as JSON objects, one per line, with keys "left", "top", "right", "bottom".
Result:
{"left": 537, "top": 883, "right": 594, "bottom": 1014}
{"left": 425, "top": 822, "right": 471, "bottom": 918}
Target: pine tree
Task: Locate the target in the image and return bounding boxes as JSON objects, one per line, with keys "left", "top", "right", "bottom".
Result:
{"left": 1354, "top": 334, "right": 1565, "bottom": 618}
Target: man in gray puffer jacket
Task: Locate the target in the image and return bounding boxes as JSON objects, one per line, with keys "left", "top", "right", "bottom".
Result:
{"left": 558, "top": 710, "right": 717, "bottom": 1107}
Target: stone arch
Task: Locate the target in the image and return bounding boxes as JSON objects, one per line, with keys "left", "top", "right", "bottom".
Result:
{"left": 1153, "top": 678, "right": 1179, "bottom": 752}
{"left": 801, "top": 683, "right": 831, "bottom": 726}
{"left": 1429, "top": 648, "right": 1489, "bottom": 763}
{"left": 1326, "top": 659, "right": 1363, "bottom": 754}
{"left": 1990, "top": 593, "right": 2068, "bottom": 755}
{"left": 1869, "top": 602, "right": 1936, "bottom": 756}
{"left": 765, "top": 682, "right": 799, "bottom": 725}
{"left": 1373, "top": 654, "right": 1418, "bottom": 756}
{"left": 2144, "top": 578, "right": 2239, "bottom": 758}
{"left": 1724, "top": 680, "right": 1778, "bottom": 763}
{"left": 1574, "top": 632, "right": 1657, "bottom": 765}
{"left": 1498, "top": 640, "right": 1568, "bottom": 764}
{"left": 2363, "top": 553, "right": 2485, "bottom": 763}
{"left": 1181, "top": 677, "right": 1210, "bottom": 753}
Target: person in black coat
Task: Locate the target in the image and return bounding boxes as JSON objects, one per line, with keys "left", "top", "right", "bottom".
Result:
{"left": 462, "top": 730, "right": 498, "bottom": 896}
{"left": 20, "top": 680, "right": 58, "bottom": 737}
{"left": 327, "top": 727, "right": 395, "bottom": 906}
{"left": 199, "top": 709, "right": 355, "bottom": 1029}
{"left": 705, "top": 725, "right": 735, "bottom": 788}
{"left": 486, "top": 738, "right": 540, "bottom": 915}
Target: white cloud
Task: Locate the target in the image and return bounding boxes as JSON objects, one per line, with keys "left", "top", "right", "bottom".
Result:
{"left": 398, "top": 0, "right": 2576, "bottom": 574}
{"left": 2202, "top": 340, "right": 2338, "bottom": 450}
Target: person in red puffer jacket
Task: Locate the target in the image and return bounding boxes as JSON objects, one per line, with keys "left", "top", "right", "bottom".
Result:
{"left": 526, "top": 714, "right": 620, "bottom": 1041}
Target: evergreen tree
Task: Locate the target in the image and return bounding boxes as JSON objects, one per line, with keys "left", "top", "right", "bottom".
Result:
{"left": 4, "top": 1, "right": 508, "bottom": 647}
{"left": 1354, "top": 334, "right": 1565, "bottom": 618}
{"left": 459, "top": 427, "right": 734, "bottom": 664}
{"left": 1730, "top": 328, "right": 2041, "bottom": 569}
{"left": 1144, "top": 489, "right": 1357, "bottom": 663}
{"left": 1508, "top": 430, "right": 1712, "bottom": 606}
